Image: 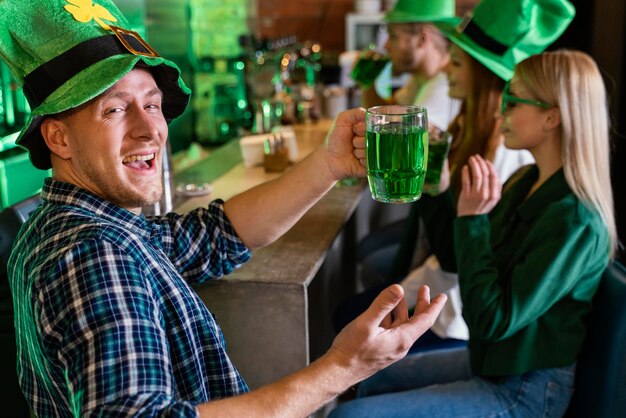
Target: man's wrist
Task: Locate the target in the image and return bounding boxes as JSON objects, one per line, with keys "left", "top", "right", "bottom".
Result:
{"left": 311, "top": 350, "right": 362, "bottom": 396}
{"left": 310, "top": 145, "right": 342, "bottom": 186}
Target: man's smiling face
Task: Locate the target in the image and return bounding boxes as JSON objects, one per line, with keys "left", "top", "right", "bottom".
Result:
{"left": 47, "top": 68, "right": 168, "bottom": 213}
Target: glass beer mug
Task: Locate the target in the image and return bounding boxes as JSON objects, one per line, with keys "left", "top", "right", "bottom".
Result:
{"left": 365, "top": 105, "right": 428, "bottom": 203}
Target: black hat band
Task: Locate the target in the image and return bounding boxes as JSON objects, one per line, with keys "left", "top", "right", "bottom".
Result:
{"left": 462, "top": 20, "right": 508, "bottom": 56}
{"left": 23, "top": 31, "right": 155, "bottom": 109}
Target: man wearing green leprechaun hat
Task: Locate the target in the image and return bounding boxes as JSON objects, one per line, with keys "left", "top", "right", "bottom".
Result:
{"left": 0, "top": 0, "right": 447, "bottom": 416}
{"left": 360, "top": 0, "right": 460, "bottom": 132}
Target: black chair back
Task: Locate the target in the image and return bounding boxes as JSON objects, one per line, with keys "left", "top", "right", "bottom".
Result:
{"left": 0, "top": 195, "right": 42, "bottom": 417}
{"left": 566, "top": 260, "right": 626, "bottom": 417}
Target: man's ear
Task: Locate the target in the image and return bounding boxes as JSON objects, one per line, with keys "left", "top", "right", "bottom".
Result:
{"left": 416, "top": 29, "right": 427, "bottom": 48}
{"left": 40, "top": 117, "right": 72, "bottom": 160}
{"left": 543, "top": 107, "right": 561, "bottom": 132}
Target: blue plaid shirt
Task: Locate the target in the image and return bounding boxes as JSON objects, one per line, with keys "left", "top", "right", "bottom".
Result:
{"left": 8, "top": 179, "right": 252, "bottom": 417}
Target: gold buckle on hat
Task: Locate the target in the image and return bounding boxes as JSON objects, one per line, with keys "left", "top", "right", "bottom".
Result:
{"left": 456, "top": 12, "right": 473, "bottom": 33}
{"left": 110, "top": 25, "right": 159, "bottom": 58}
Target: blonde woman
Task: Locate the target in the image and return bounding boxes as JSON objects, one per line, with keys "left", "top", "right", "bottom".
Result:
{"left": 330, "top": 49, "right": 615, "bottom": 418}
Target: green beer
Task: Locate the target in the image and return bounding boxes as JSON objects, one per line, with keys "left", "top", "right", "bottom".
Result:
{"left": 423, "top": 131, "right": 452, "bottom": 195}
{"left": 351, "top": 55, "right": 390, "bottom": 87}
{"left": 366, "top": 124, "right": 428, "bottom": 203}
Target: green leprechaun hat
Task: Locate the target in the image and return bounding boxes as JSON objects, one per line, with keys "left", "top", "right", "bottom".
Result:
{"left": 0, "top": 0, "right": 191, "bottom": 170}
{"left": 385, "top": 0, "right": 458, "bottom": 24}
{"left": 438, "top": 0, "right": 575, "bottom": 80}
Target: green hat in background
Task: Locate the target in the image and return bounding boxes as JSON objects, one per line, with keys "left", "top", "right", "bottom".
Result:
{"left": 438, "top": 0, "right": 575, "bottom": 81}
{"left": 0, "top": 0, "right": 191, "bottom": 170}
{"left": 384, "top": 0, "right": 458, "bottom": 24}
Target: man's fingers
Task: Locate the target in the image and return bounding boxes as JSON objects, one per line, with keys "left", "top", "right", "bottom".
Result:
{"left": 411, "top": 286, "right": 447, "bottom": 326}
{"left": 352, "top": 121, "right": 366, "bottom": 137}
{"left": 337, "top": 107, "right": 366, "bottom": 127}
{"left": 422, "top": 293, "right": 448, "bottom": 320}
{"left": 413, "top": 284, "right": 431, "bottom": 314}
{"left": 353, "top": 148, "right": 366, "bottom": 160}
{"left": 391, "top": 294, "right": 409, "bottom": 327}
{"left": 363, "top": 284, "right": 405, "bottom": 326}
{"left": 352, "top": 135, "right": 365, "bottom": 149}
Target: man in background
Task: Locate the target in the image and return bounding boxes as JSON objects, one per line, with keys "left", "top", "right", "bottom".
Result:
{"left": 361, "top": 0, "right": 460, "bottom": 132}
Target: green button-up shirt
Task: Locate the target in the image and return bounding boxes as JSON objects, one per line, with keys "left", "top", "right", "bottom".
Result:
{"left": 454, "top": 166, "right": 609, "bottom": 376}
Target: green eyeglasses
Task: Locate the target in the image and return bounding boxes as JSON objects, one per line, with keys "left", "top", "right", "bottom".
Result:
{"left": 501, "top": 81, "right": 552, "bottom": 114}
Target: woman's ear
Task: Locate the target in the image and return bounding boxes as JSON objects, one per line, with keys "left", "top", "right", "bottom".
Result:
{"left": 543, "top": 107, "right": 561, "bottom": 132}
{"left": 40, "top": 117, "right": 72, "bottom": 160}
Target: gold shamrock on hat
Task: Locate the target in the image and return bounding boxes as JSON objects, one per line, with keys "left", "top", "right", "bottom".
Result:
{"left": 64, "top": 0, "right": 117, "bottom": 30}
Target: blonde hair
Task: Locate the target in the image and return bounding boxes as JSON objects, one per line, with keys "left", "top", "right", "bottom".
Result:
{"left": 515, "top": 50, "right": 616, "bottom": 256}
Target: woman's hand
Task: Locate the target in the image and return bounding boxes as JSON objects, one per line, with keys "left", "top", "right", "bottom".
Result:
{"left": 457, "top": 154, "right": 502, "bottom": 216}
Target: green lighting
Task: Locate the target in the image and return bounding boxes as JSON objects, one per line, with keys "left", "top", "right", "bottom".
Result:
{"left": 220, "top": 122, "right": 231, "bottom": 135}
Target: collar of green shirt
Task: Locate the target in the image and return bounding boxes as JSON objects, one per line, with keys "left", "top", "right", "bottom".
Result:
{"left": 507, "top": 166, "right": 571, "bottom": 222}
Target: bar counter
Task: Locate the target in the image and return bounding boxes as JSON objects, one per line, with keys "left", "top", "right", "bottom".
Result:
{"left": 174, "top": 120, "right": 367, "bottom": 389}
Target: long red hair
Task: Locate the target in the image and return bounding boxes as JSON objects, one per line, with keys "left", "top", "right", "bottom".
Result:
{"left": 447, "top": 54, "right": 505, "bottom": 195}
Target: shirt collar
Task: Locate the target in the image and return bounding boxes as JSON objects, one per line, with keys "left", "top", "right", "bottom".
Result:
{"left": 515, "top": 166, "right": 571, "bottom": 221}
{"left": 41, "top": 178, "right": 162, "bottom": 239}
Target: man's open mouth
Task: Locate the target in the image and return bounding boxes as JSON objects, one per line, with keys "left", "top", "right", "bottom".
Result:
{"left": 122, "top": 153, "right": 156, "bottom": 169}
